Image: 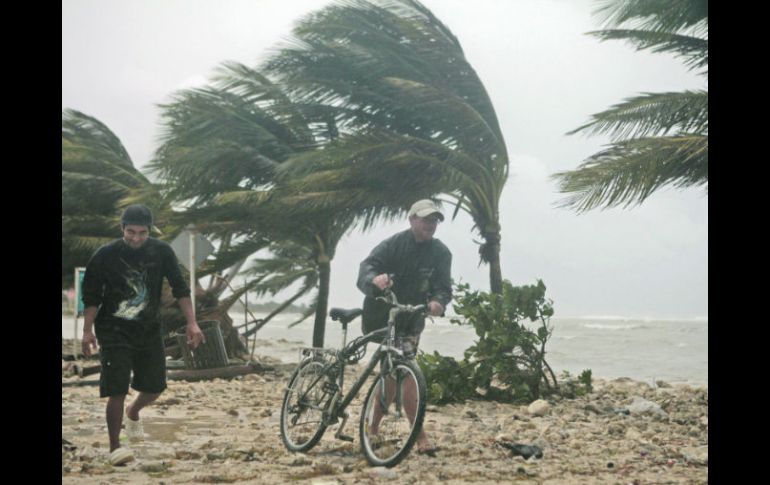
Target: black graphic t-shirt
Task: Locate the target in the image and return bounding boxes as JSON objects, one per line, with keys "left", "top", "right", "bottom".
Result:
{"left": 82, "top": 238, "right": 190, "bottom": 348}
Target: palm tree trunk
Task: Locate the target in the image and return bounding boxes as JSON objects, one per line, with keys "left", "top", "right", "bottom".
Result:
{"left": 312, "top": 260, "right": 331, "bottom": 348}
{"left": 484, "top": 230, "right": 503, "bottom": 295}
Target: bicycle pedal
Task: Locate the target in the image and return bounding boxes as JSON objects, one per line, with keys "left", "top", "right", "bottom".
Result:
{"left": 336, "top": 433, "right": 354, "bottom": 442}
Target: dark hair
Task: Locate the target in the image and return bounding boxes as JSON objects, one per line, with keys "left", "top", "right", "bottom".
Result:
{"left": 120, "top": 204, "right": 153, "bottom": 228}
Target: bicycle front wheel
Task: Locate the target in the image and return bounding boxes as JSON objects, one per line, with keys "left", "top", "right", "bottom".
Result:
{"left": 280, "top": 359, "right": 332, "bottom": 452}
{"left": 359, "top": 358, "right": 427, "bottom": 467}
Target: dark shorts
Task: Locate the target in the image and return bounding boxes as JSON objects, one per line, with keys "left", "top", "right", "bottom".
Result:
{"left": 366, "top": 314, "right": 423, "bottom": 361}
{"left": 99, "top": 337, "right": 167, "bottom": 398}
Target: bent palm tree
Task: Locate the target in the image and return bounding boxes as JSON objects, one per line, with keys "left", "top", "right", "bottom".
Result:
{"left": 552, "top": 0, "right": 708, "bottom": 211}
{"left": 264, "top": 0, "right": 510, "bottom": 294}
{"left": 179, "top": 189, "right": 354, "bottom": 348}
{"left": 62, "top": 109, "right": 156, "bottom": 287}
{"left": 151, "top": 62, "right": 358, "bottom": 347}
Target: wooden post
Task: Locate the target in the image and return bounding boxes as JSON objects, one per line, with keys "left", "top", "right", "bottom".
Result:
{"left": 189, "top": 230, "right": 196, "bottom": 319}
{"left": 73, "top": 267, "right": 80, "bottom": 358}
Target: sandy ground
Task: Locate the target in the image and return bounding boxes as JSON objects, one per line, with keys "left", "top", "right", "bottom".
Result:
{"left": 62, "top": 355, "right": 707, "bottom": 485}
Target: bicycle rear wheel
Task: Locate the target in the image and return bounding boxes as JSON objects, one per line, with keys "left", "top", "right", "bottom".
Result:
{"left": 359, "top": 358, "right": 427, "bottom": 467}
{"left": 280, "top": 359, "right": 332, "bottom": 452}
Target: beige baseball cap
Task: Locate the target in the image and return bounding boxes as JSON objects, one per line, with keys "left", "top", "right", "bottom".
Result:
{"left": 408, "top": 199, "right": 444, "bottom": 221}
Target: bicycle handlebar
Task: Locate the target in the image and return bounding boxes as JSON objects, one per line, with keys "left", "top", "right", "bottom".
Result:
{"left": 375, "top": 289, "right": 428, "bottom": 316}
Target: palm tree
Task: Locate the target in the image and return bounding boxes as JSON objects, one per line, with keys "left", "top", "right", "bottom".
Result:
{"left": 62, "top": 109, "right": 155, "bottom": 287}
{"left": 263, "top": 0, "right": 510, "bottom": 294}
{"left": 232, "top": 240, "right": 320, "bottom": 336}
{"left": 175, "top": 191, "right": 355, "bottom": 348}
{"left": 150, "top": 62, "right": 363, "bottom": 347}
{"left": 552, "top": 0, "right": 708, "bottom": 211}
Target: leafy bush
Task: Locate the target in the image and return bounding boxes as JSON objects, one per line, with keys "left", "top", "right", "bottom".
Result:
{"left": 418, "top": 279, "right": 563, "bottom": 404}
{"left": 578, "top": 369, "right": 593, "bottom": 393}
{"left": 418, "top": 351, "right": 476, "bottom": 404}
{"left": 558, "top": 369, "right": 594, "bottom": 398}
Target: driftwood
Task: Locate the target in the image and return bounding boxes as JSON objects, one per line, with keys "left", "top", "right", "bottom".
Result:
{"left": 62, "top": 361, "right": 271, "bottom": 387}
{"left": 164, "top": 344, "right": 181, "bottom": 358}
{"left": 166, "top": 362, "right": 268, "bottom": 382}
{"left": 73, "top": 363, "right": 102, "bottom": 378}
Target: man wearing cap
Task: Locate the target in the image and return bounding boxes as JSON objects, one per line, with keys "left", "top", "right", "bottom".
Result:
{"left": 81, "top": 204, "right": 205, "bottom": 465}
{"left": 357, "top": 199, "right": 452, "bottom": 456}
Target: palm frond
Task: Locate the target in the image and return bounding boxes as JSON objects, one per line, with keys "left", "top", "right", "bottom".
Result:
{"left": 61, "top": 234, "right": 115, "bottom": 253}
{"left": 553, "top": 135, "right": 707, "bottom": 212}
{"left": 593, "top": 0, "right": 707, "bottom": 33}
{"left": 558, "top": 0, "right": 708, "bottom": 212}
{"left": 568, "top": 90, "right": 708, "bottom": 140}
{"left": 287, "top": 290, "right": 320, "bottom": 328}
{"left": 588, "top": 29, "right": 707, "bottom": 73}
{"left": 62, "top": 109, "right": 134, "bottom": 168}
{"left": 264, "top": 0, "right": 507, "bottom": 171}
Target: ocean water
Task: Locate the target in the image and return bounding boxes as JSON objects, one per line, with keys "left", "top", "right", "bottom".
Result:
{"left": 62, "top": 313, "right": 707, "bottom": 388}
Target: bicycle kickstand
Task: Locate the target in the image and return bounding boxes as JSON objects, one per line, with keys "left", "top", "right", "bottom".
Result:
{"left": 334, "top": 410, "right": 354, "bottom": 442}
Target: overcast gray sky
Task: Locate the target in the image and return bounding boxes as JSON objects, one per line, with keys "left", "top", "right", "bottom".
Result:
{"left": 62, "top": 0, "right": 708, "bottom": 319}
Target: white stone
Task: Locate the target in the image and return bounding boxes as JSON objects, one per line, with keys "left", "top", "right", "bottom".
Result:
{"left": 527, "top": 400, "right": 550, "bottom": 416}
{"left": 627, "top": 396, "right": 667, "bottom": 417}
{"left": 681, "top": 446, "right": 708, "bottom": 465}
{"left": 625, "top": 428, "right": 643, "bottom": 441}
{"left": 139, "top": 461, "right": 167, "bottom": 473}
{"left": 78, "top": 446, "right": 97, "bottom": 462}
{"left": 369, "top": 467, "right": 397, "bottom": 479}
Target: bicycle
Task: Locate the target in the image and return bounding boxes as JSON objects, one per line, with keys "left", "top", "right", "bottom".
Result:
{"left": 279, "top": 288, "right": 428, "bottom": 467}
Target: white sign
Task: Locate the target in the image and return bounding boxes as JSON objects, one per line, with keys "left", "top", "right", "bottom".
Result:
{"left": 170, "top": 229, "right": 214, "bottom": 271}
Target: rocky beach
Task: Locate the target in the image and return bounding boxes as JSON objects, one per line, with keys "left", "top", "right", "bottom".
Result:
{"left": 62, "top": 352, "right": 708, "bottom": 485}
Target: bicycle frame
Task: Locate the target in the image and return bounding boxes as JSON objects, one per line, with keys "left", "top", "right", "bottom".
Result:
{"left": 293, "top": 299, "right": 416, "bottom": 430}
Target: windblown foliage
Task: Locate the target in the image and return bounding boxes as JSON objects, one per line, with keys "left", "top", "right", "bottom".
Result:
{"left": 264, "top": 0, "right": 510, "bottom": 293}
{"left": 553, "top": 0, "right": 707, "bottom": 211}
{"left": 418, "top": 280, "right": 560, "bottom": 404}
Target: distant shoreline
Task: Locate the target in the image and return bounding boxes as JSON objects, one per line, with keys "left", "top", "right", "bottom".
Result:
{"left": 62, "top": 311, "right": 708, "bottom": 388}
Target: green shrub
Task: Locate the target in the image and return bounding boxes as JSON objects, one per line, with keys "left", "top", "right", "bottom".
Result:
{"left": 419, "top": 279, "right": 564, "bottom": 404}
{"left": 578, "top": 369, "right": 593, "bottom": 393}
{"left": 558, "top": 369, "right": 594, "bottom": 397}
{"left": 417, "top": 351, "right": 476, "bottom": 404}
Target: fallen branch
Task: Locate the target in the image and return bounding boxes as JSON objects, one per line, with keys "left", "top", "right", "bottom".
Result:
{"left": 62, "top": 361, "right": 273, "bottom": 387}
{"left": 73, "top": 363, "right": 102, "bottom": 378}
{"left": 167, "top": 362, "right": 268, "bottom": 382}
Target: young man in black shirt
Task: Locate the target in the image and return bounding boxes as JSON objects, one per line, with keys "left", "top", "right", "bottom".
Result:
{"left": 81, "top": 204, "right": 205, "bottom": 465}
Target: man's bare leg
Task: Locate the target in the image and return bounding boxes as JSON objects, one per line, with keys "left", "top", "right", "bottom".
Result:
{"left": 106, "top": 395, "right": 126, "bottom": 452}
{"left": 401, "top": 374, "right": 431, "bottom": 450}
{"left": 369, "top": 378, "right": 396, "bottom": 434}
{"left": 125, "top": 391, "right": 161, "bottom": 421}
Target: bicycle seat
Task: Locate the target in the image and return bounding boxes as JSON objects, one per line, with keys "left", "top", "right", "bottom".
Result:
{"left": 329, "top": 308, "right": 363, "bottom": 324}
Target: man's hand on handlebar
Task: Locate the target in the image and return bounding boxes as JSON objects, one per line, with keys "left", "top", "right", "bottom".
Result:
{"left": 372, "top": 273, "right": 393, "bottom": 291}
{"left": 427, "top": 301, "right": 444, "bottom": 317}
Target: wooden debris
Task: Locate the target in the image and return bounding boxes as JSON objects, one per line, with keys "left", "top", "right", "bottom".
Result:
{"left": 62, "top": 361, "right": 272, "bottom": 387}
